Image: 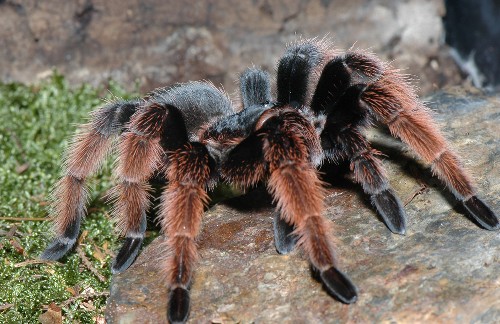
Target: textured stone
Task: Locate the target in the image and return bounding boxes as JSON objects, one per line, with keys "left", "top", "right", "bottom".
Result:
{"left": 1, "top": 0, "right": 461, "bottom": 94}
{"left": 106, "top": 89, "right": 500, "bottom": 323}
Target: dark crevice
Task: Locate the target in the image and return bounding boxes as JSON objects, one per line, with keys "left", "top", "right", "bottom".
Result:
{"left": 444, "top": 0, "right": 500, "bottom": 87}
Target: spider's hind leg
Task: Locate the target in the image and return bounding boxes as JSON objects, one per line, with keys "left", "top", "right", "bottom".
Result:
{"left": 41, "top": 100, "right": 139, "bottom": 260}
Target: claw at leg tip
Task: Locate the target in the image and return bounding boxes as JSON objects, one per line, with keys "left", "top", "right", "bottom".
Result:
{"left": 320, "top": 267, "right": 358, "bottom": 304}
{"left": 168, "top": 287, "right": 190, "bottom": 324}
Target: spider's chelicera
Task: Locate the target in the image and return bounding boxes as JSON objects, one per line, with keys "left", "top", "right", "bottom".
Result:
{"left": 41, "top": 39, "right": 499, "bottom": 323}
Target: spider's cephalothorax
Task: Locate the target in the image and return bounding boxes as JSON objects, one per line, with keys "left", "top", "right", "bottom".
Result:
{"left": 41, "top": 38, "right": 499, "bottom": 324}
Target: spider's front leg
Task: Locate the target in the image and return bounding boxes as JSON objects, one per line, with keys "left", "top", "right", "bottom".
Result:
{"left": 360, "top": 65, "right": 499, "bottom": 230}
{"left": 41, "top": 100, "right": 139, "bottom": 260}
{"left": 160, "top": 141, "right": 214, "bottom": 323}
{"left": 222, "top": 107, "right": 357, "bottom": 304}
{"left": 305, "top": 47, "right": 498, "bottom": 231}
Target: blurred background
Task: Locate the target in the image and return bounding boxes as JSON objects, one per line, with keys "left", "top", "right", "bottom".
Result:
{"left": 1, "top": 0, "right": 499, "bottom": 96}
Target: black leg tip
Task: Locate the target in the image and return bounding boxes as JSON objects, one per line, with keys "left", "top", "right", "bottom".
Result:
{"left": 111, "top": 237, "right": 143, "bottom": 274}
{"left": 40, "top": 237, "right": 76, "bottom": 261}
{"left": 320, "top": 267, "right": 358, "bottom": 304}
{"left": 168, "top": 287, "right": 190, "bottom": 324}
{"left": 371, "top": 189, "right": 407, "bottom": 235}
{"left": 273, "top": 213, "right": 298, "bottom": 254}
{"left": 463, "top": 196, "right": 499, "bottom": 230}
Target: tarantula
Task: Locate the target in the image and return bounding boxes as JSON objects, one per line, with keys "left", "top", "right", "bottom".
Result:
{"left": 41, "top": 39, "right": 499, "bottom": 323}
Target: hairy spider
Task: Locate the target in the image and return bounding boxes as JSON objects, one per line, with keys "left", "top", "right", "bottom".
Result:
{"left": 41, "top": 38, "right": 499, "bottom": 323}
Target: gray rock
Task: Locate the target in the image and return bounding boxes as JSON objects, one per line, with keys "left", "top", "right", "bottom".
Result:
{"left": 106, "top": 89, "right": 500, "bottom": 323}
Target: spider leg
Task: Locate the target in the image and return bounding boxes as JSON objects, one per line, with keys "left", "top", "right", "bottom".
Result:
{"left": 273, "top": 211, "right": 298, "bottom": 254}
{"left": 264, "top": 110, "right": 357, "bottom": 303}
{"left": 224, "top": 108, "right": 357, "bottom": 304}
{"left": 311, "top": 50, "right": 498, "bottom": 230}
{"left": 41, "top": 100, "right": 139, "bottom": 260}
{"left": 333, "top": 127, "right": 406, "bottom": 234}
{"left": 218, "top": 125, "right": 301, "bottom": 255}
{"left": 306, "top": 54, "right": 405, "bottom": 233}
{"left": 269, "top": 43, "right": 332, "bottom": 254}
{"left": 122, "top": 99, "right": 216, "bottom": 323}
{"left": 220, "top": 67, "right": 299, "bottom": 254}
{"left": 110, "top": 102, "right": 173, "bottom": 273}
{"left": 361, "top": 69, "right": 499, "bottom": 230}
{"left": 220, "top": 121, "right": 301, "bottom": 255}
{"left": 160, "top": 141, "right": 215, "bottom": 324}
{"left": 323, "top": 84, "right": 406, "bottom": 234}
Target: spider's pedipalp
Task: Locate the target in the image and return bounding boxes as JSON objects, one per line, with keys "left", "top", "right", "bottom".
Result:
{"left": 221, "top": 133, "right": 266, "bottom": 187}
{"left": 41, "top": 100, "right": 140, "bottom": 261}
{"left": 202, "top": 68, "right": 274, "bottom": 178}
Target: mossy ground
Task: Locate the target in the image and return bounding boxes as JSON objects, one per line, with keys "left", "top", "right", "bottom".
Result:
{"left": 0, "top": 74, "right": 147, "bottom": 323}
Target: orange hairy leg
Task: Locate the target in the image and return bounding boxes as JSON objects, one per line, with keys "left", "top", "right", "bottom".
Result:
{"left": 41, "top": 101, "right": 139, "bottom": 260}
{"left": 158, "top": 142, "right": 214, "bottom": 323}
{"left": 110, "top": 102, "right": 178, "bottom": 273}
{"left": 222, "top": 108, "right": 358, "bottom": 304}
{"left": 362, "top": 69, "right": 498, "bottom": 230}
{"left": 303, "top": 42, "right": 498, "bottom": 231}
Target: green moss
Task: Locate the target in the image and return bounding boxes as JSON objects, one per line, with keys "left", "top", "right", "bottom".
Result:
{"left": 0, "top": 74, "right": 138, "bottom": 323}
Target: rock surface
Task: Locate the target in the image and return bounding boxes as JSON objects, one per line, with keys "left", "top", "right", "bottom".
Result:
{"left": 1, "top": 0, "right": 462, "bottom": 94}
{"left": 106, "top": 89, "right": 499, "bottom": 324}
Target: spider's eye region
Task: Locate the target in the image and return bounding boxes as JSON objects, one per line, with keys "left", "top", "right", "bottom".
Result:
{"left": 263, "top": 101, "right": 280, "bottom": 109}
